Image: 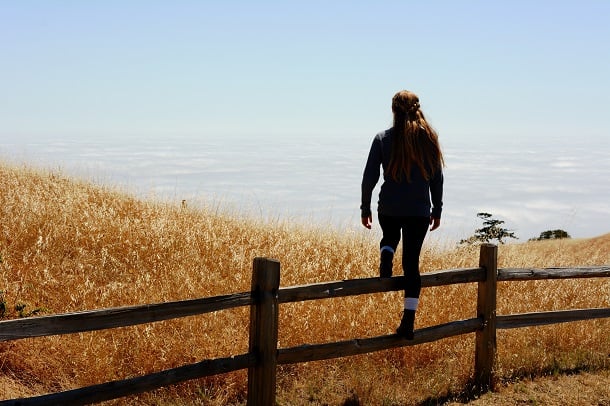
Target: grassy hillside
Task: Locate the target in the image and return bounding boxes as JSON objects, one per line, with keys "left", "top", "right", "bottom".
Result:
{"left": 1, "top": 162, "right": 608, "bottom": 405}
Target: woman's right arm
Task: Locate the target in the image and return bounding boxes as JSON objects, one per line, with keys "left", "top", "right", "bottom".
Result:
{"left": 360, "top": 136, "right": 382, "bottom": 222}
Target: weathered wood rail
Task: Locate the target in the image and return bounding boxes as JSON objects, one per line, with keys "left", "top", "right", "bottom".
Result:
{"left": 0, "top": 244, "right": 609, "bottom": 405}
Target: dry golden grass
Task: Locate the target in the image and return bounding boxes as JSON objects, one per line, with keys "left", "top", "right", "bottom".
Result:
{"left": 446, "top": 369, "right": 610, "bottom": 406}
{"left": 1, "top": 161, "right": 608, "bottom": 405}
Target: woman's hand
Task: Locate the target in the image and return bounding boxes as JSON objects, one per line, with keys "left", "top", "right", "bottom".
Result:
{"left": 361, "top": 215, "right": 372, "bottom": 229}
{"left": 429, "top": 216, "right": 441, "bottom": 231}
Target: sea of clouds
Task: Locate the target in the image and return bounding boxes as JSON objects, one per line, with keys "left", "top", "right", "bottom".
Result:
{"left": 2, "top": 133, "right": 608, "bottom": 243}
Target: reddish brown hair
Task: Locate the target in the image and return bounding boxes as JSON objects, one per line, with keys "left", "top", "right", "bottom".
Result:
{"left": 387, "top": 90, "right": 444, "bottom": 182}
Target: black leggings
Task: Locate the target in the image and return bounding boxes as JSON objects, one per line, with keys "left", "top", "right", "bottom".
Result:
{"left": 378, "top": 214, "right": 429, "bottom": 298}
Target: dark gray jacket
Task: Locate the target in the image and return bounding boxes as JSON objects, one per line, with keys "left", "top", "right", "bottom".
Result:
{"left": 360, "top": 128, "right": 443, "bottom": 219}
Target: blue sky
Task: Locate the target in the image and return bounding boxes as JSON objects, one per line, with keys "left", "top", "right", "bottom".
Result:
{"left": 1, "top": 1, "right": 609, "bottom": 240}
{"left": 2, "top": 1, "right": 609, "bottom": 143}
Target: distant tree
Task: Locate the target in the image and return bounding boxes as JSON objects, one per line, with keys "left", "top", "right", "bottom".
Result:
{"left": 530, "top": 229, "right": 571, "bottom": 241}
{"left": 459, "top": 212, "right": 518, "bottom": 245}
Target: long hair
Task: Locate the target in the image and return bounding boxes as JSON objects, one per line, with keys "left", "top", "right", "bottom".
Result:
{"left": 387, "top": 90, "right": 444, "bottom": 182}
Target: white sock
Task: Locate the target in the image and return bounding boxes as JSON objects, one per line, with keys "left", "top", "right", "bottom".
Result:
{"left": 404, "top": 297, "right": 419, "bottom": 311}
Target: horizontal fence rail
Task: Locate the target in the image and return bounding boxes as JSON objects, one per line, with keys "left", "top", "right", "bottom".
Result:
{"left": 497, "top": 308, "right": 610, "bottom": 329}
{"left": 278, "top": 267, "right": 485, "bottom": 304}
{"left": 2, "top": 266, "right": 606, "bottom": 342}
{"left": 3, "top": 354, "right": 256, "bottom": 406}
{"left": 498, "top": 266, "right": 610, "bottom": 281}
{"left": 277, "top": 318, "right": 482, "bottom": 364}
{"left": 0, "top": 293, "right": 253, "bottom": 342}
{"left": 1, "top": 244, "right": 608, "bottom": 405}
{"left": 0, "top": 269, "right": 485, "bottom": 342}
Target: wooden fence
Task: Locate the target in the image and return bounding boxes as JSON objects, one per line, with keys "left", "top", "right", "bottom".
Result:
{"left": 1, "top": 243, "right": 609, "bottom": 405}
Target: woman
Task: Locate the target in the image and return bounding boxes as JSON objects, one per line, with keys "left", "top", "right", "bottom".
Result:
{"left": 360, "top": 90, "right": 444, "bottom": 339}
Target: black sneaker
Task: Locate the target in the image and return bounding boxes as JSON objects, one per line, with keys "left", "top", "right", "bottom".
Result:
{"left": 396, "top": 310, "right": 415, "bottom": 340}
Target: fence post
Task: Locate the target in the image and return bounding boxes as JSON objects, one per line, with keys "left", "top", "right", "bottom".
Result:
{"left": 475, "top": 243, "right": 498, "bottom": 392}
{"left": 247, "top": 257, "right": 280, "bottom": 406}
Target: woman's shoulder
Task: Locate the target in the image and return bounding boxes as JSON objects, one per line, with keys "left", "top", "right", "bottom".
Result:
{"left": 375, "top": 128, "right": 393, "bottom": 140}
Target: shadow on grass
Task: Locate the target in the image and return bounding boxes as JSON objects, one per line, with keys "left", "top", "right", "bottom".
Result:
{"left": 339, "top": 365, "right": 606, "bottom": 406}
{"left": 416, "top": 365, "right": 601, "bottom": 405}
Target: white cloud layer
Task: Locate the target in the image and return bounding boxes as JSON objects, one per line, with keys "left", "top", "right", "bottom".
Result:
{"left": 2, "top": 133, "right": 608, "bottom": 242}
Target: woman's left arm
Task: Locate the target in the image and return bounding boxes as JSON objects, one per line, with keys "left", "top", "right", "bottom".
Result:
{"left": 430, "top": 167, "right": 444, "bottom": 221}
